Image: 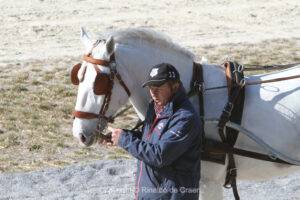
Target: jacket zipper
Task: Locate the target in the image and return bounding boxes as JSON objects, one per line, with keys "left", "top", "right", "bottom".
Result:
{"left": 135, "top": 116, "right": 160, "bottom": 200}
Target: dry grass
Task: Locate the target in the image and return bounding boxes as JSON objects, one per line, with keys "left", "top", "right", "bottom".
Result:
{"left": 192, "top": 38, "right": 299, "bottom": 65}
{"left": 0, "top": 38, "right": 299, "bottom": 173}
{"left": 0, "top": 58, "right": 136, "bottom": 173}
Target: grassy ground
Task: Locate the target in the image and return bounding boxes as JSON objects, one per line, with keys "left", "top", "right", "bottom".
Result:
{"left": 0, "top": 58, "right": 134, "bottom": 173}
{"left": 0, "top": 38, "right": 299, "bottom": 173}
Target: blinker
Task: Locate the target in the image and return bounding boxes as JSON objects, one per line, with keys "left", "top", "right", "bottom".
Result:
{"left": 70, "top": 62, "right": 113, "bottom": 95}
{"left": 71, "top": 63, "right": 82, "bottom": 85}
{"left": 93, "top": 72, "right": 113, "bottom": 95}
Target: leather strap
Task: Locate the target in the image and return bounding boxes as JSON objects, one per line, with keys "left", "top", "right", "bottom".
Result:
{"left": 99, "top": 88, "right": 113, "bottom": 120}
{"left": 83, "top": 54, "right": 110, "bottom": 66}
{"left": 243, "top": 62, "right": 300, "bottom": 71}
{"left": 246, "top": 74, "right": 300, "bottom": 85}
{"left": 115, "top": 72, "right": 131, "bottom": 96}
{"left": 189, "top": 63, "right": 227, "bottom": 164}
{"left": 218, "top": 61, "right": 245, "bottom": 200}
{"left": 204, "top": 139, "right": 293, "bottom": 165}
{"left": 189, "top": 62, "right": 205, "bottom": 144}
{"left": 73, "top": 111, "right": 99, "bottom": 119}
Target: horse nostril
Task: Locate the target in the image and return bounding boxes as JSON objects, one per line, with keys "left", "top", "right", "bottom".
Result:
{"left": 80, "top": 134, "right": 86, "bottom": 143}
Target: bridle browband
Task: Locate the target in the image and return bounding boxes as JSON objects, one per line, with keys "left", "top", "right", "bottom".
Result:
{"left": 82, "top": 54, "right": 110, "bottom": 66}
{"left": 73, "top": 53, "right": 131, "bottom": 124}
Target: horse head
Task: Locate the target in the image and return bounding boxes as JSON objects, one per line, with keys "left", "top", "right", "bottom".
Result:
{"left": 71, "top": 28, "right": 130, "bottom": 146}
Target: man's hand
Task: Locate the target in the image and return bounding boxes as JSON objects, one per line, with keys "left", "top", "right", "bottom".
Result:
{"left": 98, "top": 132, "right": 113, "bottom": 146}
{"left": 107, "top": 127, "right": 123, "bottom": 146}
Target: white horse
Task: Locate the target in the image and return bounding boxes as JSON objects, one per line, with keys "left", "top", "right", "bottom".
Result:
{"left": 71, "top": 27, "right": 300, "bottom": 199}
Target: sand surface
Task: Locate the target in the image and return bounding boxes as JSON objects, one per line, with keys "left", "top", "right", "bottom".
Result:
{"left": 0, "top": 159, "right": 300, "bottom": 200}
{"left": 1, "top": 0, "right": 299, "bottom": 64}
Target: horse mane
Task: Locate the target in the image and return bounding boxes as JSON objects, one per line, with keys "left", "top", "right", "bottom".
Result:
{"left": 107, "top": 28, "right": 195, "bottom": 59}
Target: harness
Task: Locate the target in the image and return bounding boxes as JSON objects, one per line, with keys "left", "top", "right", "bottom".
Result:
{"left": 217, "top": 61, "right": 245, "bottom": 199}
{"left": 189, "top": 61, "right": 299, "bottom": 200}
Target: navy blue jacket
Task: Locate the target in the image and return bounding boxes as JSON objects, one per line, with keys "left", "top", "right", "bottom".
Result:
{"left": 118, "top": 87, "right": 202, "bottom": 200}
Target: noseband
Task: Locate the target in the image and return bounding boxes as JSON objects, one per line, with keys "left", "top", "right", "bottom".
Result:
{"left": 73, "top": 53, "right": 131, "bottom": 125}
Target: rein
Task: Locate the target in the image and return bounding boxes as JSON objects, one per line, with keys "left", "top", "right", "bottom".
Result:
{"left": 243, "top": 62, "right": 300, "bottom": 71}
{"left": 204, "top": 67, "right": 300, "bottom": 92}
{"left": 246, "top": 74, "right": 300, "bottom": 85}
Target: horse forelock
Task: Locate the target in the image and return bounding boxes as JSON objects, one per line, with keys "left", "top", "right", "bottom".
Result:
{"left": 104, "top": 28, "right": 195, "bottom": 60}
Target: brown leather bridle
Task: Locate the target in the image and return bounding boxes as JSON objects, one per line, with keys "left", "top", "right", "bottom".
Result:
{"left": 73, "top": 53, "right": 131, "bottom": 124}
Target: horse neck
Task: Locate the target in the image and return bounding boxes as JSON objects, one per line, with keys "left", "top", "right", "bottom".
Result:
{"left": 201, "top": 64, "right": 228, "bottom": 120}
{"left": 114, "top": 42, "right": 195, "bottom": 119}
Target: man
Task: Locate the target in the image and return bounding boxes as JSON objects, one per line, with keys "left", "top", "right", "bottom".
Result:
{"left": 109, "top": 63, "right": 202, "bottom": 200}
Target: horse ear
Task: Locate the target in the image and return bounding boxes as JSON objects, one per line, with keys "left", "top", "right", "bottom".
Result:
{"left": 106, "top": 36, "right": 115, "bottom": 57}
{"left": 80, "top": 27, "right": 93, "bottom": 54}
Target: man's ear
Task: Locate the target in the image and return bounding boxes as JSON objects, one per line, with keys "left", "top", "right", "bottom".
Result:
{"left": 171, "top": 81, "right": 180, "bottom": 92}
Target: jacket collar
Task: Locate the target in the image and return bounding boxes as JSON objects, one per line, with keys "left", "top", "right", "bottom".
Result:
{"left": 150, "top": 86, "right": 187, "bottom": 118}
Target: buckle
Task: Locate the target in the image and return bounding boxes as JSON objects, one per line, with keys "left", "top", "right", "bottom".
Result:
{"left": 268, "top": 154, "right": 278, "bottom": 160}
{"left": 228, "top": 167, "right": 237, "bottom": 175}
{"left": 223, "top": 102, "right": 234, "bottom": 115}
{"left": 194, "top": 81, "right": 204, "bottom": 93}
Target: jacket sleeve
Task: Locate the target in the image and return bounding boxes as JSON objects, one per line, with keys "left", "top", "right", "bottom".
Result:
{"left": 122, "top": 129, "right": 143, "bottom": 139}
{"left": 118, "top": 114, "right": 199, "bottom": 168}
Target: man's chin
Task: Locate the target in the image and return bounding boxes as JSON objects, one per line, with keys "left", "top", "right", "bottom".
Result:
{"left": 154, "top": 100, "right": 162, "bottom": 105}
{"left": 155, "top": 101, "right": 167, "bottom": 107}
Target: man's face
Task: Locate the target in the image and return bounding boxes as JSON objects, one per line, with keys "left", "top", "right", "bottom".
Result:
{"left": 148, "top": 82, "right": 173, "bottom": 106}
